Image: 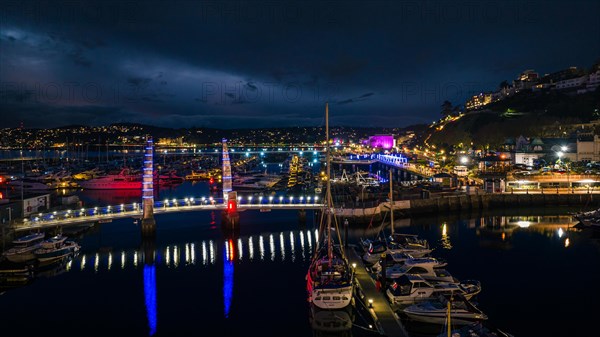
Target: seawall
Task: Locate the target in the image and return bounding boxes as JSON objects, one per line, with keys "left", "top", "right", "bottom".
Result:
{"left": 336, "top": 193, "right": 600, "bottom": 222}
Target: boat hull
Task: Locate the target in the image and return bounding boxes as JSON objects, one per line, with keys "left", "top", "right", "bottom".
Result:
{"left": 307, "top": 280, "right": 354, "bottom": 310}
{"left": 35, "top": 244, "right": 80, "bottom": 263}
{"left": 404, "top": 309, "right": 487, "bottom": 325}
{"left": 3, "top": 250, "right": 37, "bottom": 263}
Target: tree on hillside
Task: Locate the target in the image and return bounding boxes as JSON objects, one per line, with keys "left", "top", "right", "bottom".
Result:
{"left": 441, "top": 100, "right": 453, "bottom": 116}
{"left": 499, "top": 80, "right": 510, "bottom": 90}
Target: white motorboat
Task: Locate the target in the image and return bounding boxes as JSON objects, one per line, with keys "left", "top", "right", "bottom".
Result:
{"left": 381, "top": 258, "right": 455, "bottom": 283}
{"left": 370, "top": 251, "right": 415, "bottom": 273}
{"left": 388, "top": 233, "right": 433, "bottom": 257}
{"left": 361, "top": 239, "right": 388, "bottom": 265}
{"left": 403, "top": 294, "right": 488, "bottom": 325}
{"left": 34, "top": 235, "right": 80, "bottom": 264}
{"left": 1, "top": 233, "right": 45, "bottom": 263}
{"left": 386, "top": 275, "right": 481, "bottom": 305}
{"left": 362, "top": 233, "right": 432, "bottom": 264}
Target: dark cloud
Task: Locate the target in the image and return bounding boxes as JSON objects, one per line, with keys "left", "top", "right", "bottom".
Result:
{"left": 337, "top": 92, "right": 375, "bottom": 105}
{"left": 127, "top": 77, "right": 152, "bottom": 88}
{"left": 0, "top": 0, "right": 599, "bottom": 128}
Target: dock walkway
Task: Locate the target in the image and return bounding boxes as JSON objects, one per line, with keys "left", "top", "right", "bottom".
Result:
{"left": 346, "top": 245, "right": 409, "bottom": 337}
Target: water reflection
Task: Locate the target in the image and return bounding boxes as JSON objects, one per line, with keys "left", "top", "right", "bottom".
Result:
{"left": 223, "top": 240, "right": 234, "bottom": 318}
{"left": 440, "top": 223, "right": 452, "bottom": 249}
{"left": 476, "top": 215, "right": 577, "bottom": 249}
{"left": 309, "top": 306, "right": 354, "bottom": 337}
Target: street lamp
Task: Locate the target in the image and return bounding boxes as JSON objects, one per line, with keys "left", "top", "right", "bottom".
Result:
{"left": 557, "top": 149, "right": 570, "bottom": 192}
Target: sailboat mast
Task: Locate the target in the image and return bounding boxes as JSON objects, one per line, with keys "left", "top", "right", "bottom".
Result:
{"left": 326, "top": 103, "right": 333, "bottom": 263}
{"left": 389, "top": 169, "right": 394, "bottom": 235}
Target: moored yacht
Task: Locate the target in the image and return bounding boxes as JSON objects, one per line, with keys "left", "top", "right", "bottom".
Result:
{"left": 381, "top": 258, "right": 455, "bottom": 283}
{"left": 306, "top": 103, "right": 355, "bottom": 311}
{"left": 386, "top": 275, "right": 481, "bottom": 305}
{"left": 403, "top": 294, "right": 488, "bottom": 325}
{"left": 2, "top": 233, "right": 45, "bottom": 263}
{"left": 34, "top": 234, "right": 80, "bottom": 264}
{"left": 79, "top": 169, "right": 141, "bottom": 190}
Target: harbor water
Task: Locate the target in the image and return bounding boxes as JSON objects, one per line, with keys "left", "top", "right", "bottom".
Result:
{"left": 1, "top": 182, "right": 600, "bottom": 336}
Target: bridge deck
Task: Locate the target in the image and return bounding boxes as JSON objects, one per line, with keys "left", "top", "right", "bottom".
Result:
{"left": 12, "top": 203, "right": 325, "bottom": 232}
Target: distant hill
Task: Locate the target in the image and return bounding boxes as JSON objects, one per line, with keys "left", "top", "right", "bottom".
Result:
{"left": 428, "top": 86, "right": 600, "bottom": 149}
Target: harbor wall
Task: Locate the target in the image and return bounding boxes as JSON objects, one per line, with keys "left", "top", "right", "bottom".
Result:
{"left": 338, "top": 193, "right": 600, "bottom": 222}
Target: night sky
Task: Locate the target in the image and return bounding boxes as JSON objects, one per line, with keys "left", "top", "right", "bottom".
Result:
{"left": 1, "top": 0, "right": 599, "bottom": 129}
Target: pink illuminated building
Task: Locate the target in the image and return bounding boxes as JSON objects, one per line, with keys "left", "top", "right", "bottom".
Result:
{"left": 367, "top": 135, "right": 395, "bottom": 149}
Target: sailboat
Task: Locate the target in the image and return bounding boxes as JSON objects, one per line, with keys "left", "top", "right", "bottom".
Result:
{"left": 306, "top": 103, "right": 355, "bottom": 310}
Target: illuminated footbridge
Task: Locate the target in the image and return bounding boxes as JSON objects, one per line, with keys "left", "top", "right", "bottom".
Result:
{"left": 13, "top": 196, "right": 325, "bottom": 232}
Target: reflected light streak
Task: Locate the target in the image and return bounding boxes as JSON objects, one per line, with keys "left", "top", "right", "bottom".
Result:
{"left": 66, "top": 259, "right": 72, "bottom": 271}
{"left": 94, "top": 253, "right": 99, "bottom": 273}
{"left": 249, "top": 236, "right": 254, "bottom": 260}
{"left": 80, "top": 254, "right": 86, "bottom": 270}
{"left": 280, "top": 233, "right": 285, "bottom": 261}
{"left": 121, "top": 251, "right": 126, "bottom": 270}
{"left": 269, "top": 234, "right": 275, "bottom": 261}
{"left": 223, "top": 241, "right": 234, "bottom": 318}
{"left": 237, "top": 238, "right": 243, "bottom": 261}
{"left": 259, "top": 235, "right": 265, "bottom": 260}
{"left": 143, "top": 264, "right": 157, "bottom": 336}
{"left": 565, "top": 238, "right": 570, "bottom": 248}
{"left": 134, "top": 251, "right": 139, "bottom": 268}
{"left": 290, "top": 232, "right": 295, "bottom": 262}
{"left": 209, "top": 240, "right": 215, "bottom": 265}
{"left": 185, "top": 244, "right": 190, "bottom": 265}
{"left": 307, "top": 230, "right": 312, "bottom": 251}
{"left": 557, "top": 227, "right": 564, "bottom": 238}
{"left": 300, "top": 231, "right": 305, "bottom": 260}
{"left": 191, "top": 243, "right": 196, "bottom": 265}
{"left": 441, "top": 223, "right": 452, "bottom": 249}
{"left": 165, "top": 246, "right": 171, "bottom": 267}
{"left": 225, "top": 240, "right": 230, "bottom": 261}
{"left": 174, "top": 246, "right": 180, "bottom": 268}
{"left": 108, "top": 252, "right": 113, "bottom": 271}
{"left": 202, "top": 241, "right": 207, "bottom": 266}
